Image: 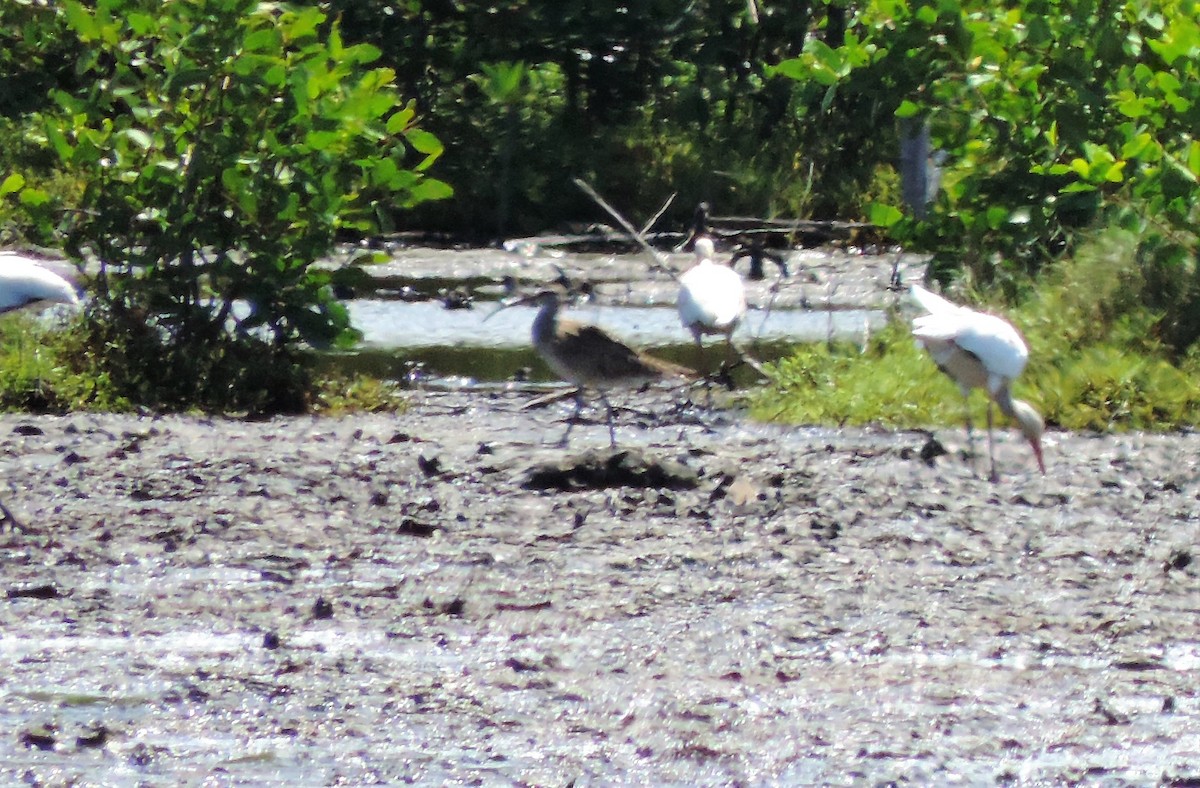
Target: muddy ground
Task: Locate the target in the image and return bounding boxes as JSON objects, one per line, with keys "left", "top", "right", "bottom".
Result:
{"left": 1, "top": 388, "right": 1198, "bottom": 786}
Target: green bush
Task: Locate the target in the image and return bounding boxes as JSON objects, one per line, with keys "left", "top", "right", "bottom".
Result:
{"left": 27, "top": 0, "right": 449, "bottom": 414}
{"left": 774, "top": 0, "right": 1200, "bottom": 296}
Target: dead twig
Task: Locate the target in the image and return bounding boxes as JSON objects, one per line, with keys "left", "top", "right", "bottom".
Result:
{"left": 519, "top": 387, "right": 581, "bottom": 410}
{"left": 572, "top": 178, "right": 679, "bottom": 279}
{"left": 640, "top": 192, "right": 677, "bottom": 237}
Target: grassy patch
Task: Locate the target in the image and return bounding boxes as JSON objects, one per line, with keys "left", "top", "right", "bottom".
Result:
{"left": 757, "top": 228, "right": 1200, "bottom": 433}
{"left": 312, "top": 372, "right": 408, "bottom": 415}
{"left": 0, "top": 313, "right": 124, "bottom": 412}
{"left": 750, "top": 322, "right": 1011, "bottom": 430}
{"left": 0, "top": 312, "right": 410, "bottom": 416}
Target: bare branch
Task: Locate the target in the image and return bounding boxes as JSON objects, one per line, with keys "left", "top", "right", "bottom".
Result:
{"left": 572, "top": 178, "right": 678, "bottom": 279}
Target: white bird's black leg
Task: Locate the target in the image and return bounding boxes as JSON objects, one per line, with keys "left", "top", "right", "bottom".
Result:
{"left": 986, "top": 400, "right": 999, "bottom": 483}
{"left": 696, "top": 338, "right": 713, "bottom": 405}
{"left": 962, "top": 393, "right": 977, "bottom": 466}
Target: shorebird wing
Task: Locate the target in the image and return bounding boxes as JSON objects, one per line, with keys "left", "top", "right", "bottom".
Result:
{"left": 559, "top": 325, "right": 692, "bottom": 384}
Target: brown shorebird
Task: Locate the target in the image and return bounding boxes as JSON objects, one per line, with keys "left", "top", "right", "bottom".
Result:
{"left": 495, "top": 288, "right": 694, "bottom": 447}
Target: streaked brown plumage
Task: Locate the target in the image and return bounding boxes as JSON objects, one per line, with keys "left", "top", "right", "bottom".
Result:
{"left": 504, "top": 288, "right": 693, "bottom": 446}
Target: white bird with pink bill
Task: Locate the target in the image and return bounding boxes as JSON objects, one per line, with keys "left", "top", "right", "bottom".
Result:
{"left": 0, "top": 250, "right": 82, "bottom": 527}
{"left": 910, "top": 283, "right": 1045, "bottom": 481}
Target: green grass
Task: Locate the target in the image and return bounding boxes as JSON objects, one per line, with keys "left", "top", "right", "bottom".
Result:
{"left": 0, "top": 313, "right": 410, "bottom": 415}
{"left": 750, "top": 322, "right": 1011, "bottom": 430}
{"left": 757, "top": 227, "right": 1200, "bottom": 433}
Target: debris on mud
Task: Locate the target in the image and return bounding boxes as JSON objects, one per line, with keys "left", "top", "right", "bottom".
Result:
{"left": 0, "top": 393, "right": 1198, "bottom": 785}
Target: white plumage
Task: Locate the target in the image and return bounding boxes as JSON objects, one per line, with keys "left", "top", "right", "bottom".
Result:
{"left": 0, "top": 252, "right": 79, "bottom": 313}
{"left": 0, "top": 251, "right": 81, "bottom": 528}
{"left": 910, "top": 283, "right": 1045, "bottom": 479}
{"left": 677, "top": 237, "right": 746, "bottom": 341}
{"left": 677, "top": 237, "right": 747, "bottom": 398}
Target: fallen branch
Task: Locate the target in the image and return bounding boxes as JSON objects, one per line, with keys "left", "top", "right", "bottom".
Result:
{"left": 572, "top": 178, "right": 679, "bottom": 279}
{"left": 519, "top": 387, "right": 581, "bottom": 410}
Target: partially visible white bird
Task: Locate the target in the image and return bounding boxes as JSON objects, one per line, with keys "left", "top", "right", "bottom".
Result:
{"left": 0, "top": 252, "right": 80, "bottom": 313}
{"left": 0, "top": 251, "right": 81, "bottom": 528}
{"left": 910, "top": 283, "right": 1045, "bottom": 480}
{"left": 677, "top": 237, "right": 746, "bottom": 388}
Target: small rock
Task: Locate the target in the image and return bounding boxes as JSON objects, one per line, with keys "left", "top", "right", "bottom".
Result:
{"left": 312, "top": 597, "right": 334, "bottom": 620}
{"left": 424, "top": 597, "right": 465, "bottom": 616}
{"left": 263, "top": 631, "right": 281, "bottom": 650}
{"left": 727, "top": 476, "right": 761, "bottom": 506}
{"left": 1164, "top": 549, "right": 1192, "bottom": 574}
{"left": 417, "top": 455, "right": 441, "bottom": 477}
{"left": 19, "top": 727, "right": 56, "bottom": 751}
{"left": 397, "top": 518, "right": 438, "bottom": 537}
{"left": 75, "top": 724, "right": 108, "bottom": 749}
{"left": 7, "top": 584, "right": 60, "bottom": 600}
{"left": 919, "top": 436, "right": 947, "bottom": 465}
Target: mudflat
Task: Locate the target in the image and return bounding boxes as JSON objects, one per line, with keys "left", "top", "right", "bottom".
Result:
{"left": 1, "top": 390, "right": 1198, "bottom": 785}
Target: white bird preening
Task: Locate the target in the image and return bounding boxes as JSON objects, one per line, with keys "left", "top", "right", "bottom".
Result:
{"left": 0, "top": 251, "right": 82, "bottom": 527}
{"left": 910, "top": 283, "right": 1045, "bottom": 480}
{"left": 677, "top": 236, "right": 747, "bottom": 393}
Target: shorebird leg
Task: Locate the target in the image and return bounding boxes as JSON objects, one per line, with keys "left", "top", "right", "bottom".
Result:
{"left": 599, "top": 391, "right": 619, "bottom": 448}
{"left": 961, "top": 392, "right": 977, "bottom": 465}
{"left": 0, "top": 497, "right": 23, "bottom": 532}
{"left": 694, "top": 337, "right": 713, "bottom": 405}
{"left": 557, "top": 389, "right": 588, "bottom": 447}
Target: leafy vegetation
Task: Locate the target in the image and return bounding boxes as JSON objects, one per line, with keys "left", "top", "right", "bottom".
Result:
{"left": 1, "top": 0, "right": 1199, "bottom": 426}
{"left": 757, "top": 0, "right": 1200, "bottom": 433}
{"left": 776, "top": 0, "right": 1200, "bottom": 287}
{"left": 2, "top": 0, "right": 450, "bottom": 414}
{"left": 759, "top": 228, "right": 1200, "bottom": 433}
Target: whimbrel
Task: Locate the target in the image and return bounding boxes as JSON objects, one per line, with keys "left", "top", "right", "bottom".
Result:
{"left": 497, "top": 288, "right": 694, "bottom": 447}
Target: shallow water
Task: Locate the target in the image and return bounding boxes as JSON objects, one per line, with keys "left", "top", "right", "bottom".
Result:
{"left": 334, "top": 244, "right": 907, "bottom": 383}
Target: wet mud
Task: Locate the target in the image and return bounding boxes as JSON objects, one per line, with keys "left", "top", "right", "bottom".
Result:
{"left": 1, "top": 390, "right": 1199, "bottom": 785}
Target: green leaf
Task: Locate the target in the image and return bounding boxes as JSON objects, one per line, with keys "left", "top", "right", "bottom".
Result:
{"left": 0, "top": 173, "right": 26, "bottom": 197}
{"left": 119, "top": 128, "right": 154, "bottom": 150}
{"left": 386, "top": 104, "right": 416, "bottom": 134}
{"left": 62, "top": 1, "right": 97, "bottom": 39}
{"left": 406, "top": 178, "right": 454, "bottom": 204}
{"left": 243, "top": 28, "right": 281, "bottom": 53}
{"left": 405, "top": 128, "right": 443, "bottom": 157}
{"left": 868, "top": 203, "right": 903, "bottom": 227}
{"left": 769, "top": 58, "right": 809, "bottom": 82}
{"left": 18, "top": 188, "right": 49, "bottom": 207}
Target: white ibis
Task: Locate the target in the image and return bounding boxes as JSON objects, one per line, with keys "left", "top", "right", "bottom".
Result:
{"left": 677, "top": 237, "right": 746, "bottom": 389}
{"left": 0, "top": 252, "right": 80, "bottom": 312}
{"left": 495, "top": 287, "right": 694, "bottom": 447}
{"left": 0, "top": 251, "right": 82, "bottom": 527}
{"left": 910, "top": 283, "right": 1045, "bottom": 480}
